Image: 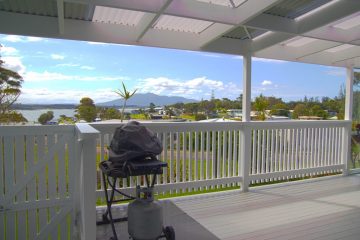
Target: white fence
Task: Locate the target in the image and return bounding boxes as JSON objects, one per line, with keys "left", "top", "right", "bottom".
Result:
{"left": 0, "top": 120, "right": 352, "bottom": 240}
{"left": 91, "top": 120, "right": 351, "bottom": 196}
{"left": 0, "top": 125, "right": 77, "bottom": 240}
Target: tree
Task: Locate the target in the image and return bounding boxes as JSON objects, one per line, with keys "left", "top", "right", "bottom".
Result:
{"left": 149, "top": 102, "right": 156, "bottom": 113}
{"left": 114, "top": 81, "right": 137, "bottom": 122}
{"left": 270, "top": 103, "right": 289, "bottom": 117}
{"left": 99, "top": 107, "right": 121, "bottom": 120}
{"left": 0, "top": 46, "right": 26, "bottom": 123}
{"left": 292, "top": 103, "right": 308, "bottom": 119}
{"left": 77, "top": 97, "right": 97, "bottom": 122}
{"left": 0, "top": 111, "right": 27, "bottom": 124}
{"left": 38, "top": 111, "right": 54, "bottom": 125}
{"left": 253, "top": 94, "right": 269, "bottom": 121}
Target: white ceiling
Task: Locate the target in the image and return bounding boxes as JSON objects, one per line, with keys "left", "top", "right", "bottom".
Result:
{"left": 0, "top": 0, "right": 359, "bottom": 67}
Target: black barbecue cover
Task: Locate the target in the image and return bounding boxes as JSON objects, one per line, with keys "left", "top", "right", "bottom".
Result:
{"left": 109, "top": 121, "right": 162, "bottom": 163}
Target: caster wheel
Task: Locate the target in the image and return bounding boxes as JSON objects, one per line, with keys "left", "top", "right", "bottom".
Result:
{"left": 164, "top": 226, "right": 175, "bottom": 240}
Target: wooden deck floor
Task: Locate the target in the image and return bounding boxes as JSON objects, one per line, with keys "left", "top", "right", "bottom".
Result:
{"left": 173, "top": 174, "right": 360, "bottom": 240}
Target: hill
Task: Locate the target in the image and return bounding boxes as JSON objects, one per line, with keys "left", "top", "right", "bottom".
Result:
{"left": 97, "top": 93, "right": 197, "bottom": 107}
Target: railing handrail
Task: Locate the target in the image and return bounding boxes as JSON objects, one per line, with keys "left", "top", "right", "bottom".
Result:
{"left": 0, "top": 125, "right": 75, "bottom": 136}
{"left": 90, "top": 120, "right": 351, "bottom": 133}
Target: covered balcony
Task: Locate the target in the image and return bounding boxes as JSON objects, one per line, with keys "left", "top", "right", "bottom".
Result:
{"left": 1, "top": 0, "right": 360, "bottom": 240}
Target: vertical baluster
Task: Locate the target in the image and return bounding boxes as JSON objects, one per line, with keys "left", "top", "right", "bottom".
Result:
{"left": 266, "top": 130, "right": 270, "bottom": 175}
{"left": 298, "top": 129, "right": 303, "bottom": 178}
{"left": 270, "top": 130, "right": 275, "bottom": 181}
{"left": 47, "top": 134, "right": 58, "bottom": 239}
{"left": 291, "top": 129, "right": 295, "bottom": 171}
{"left": 0, "top": 136, "right": 3, "bottom": 240}
{"left": 328, "top": 128, "right": 334, "bottom": 171}
{"left": 163, "top": 132, "right": 168, "bottom": 190}
{"left": 321, "top": 128, "right": 325, "bottom": 169}
{"left": 324, "top": 128, "right": 328, "bottom": 169}
{"left": 99, "top": 134, "right": 105, "bottom": 191}
{"left": 238, "top": 130, "right": 242, "bottom": 178}
{"left": 335, "top": 128, "right": 339, "bottom": 165}
{"left": 176, "top": 132, "right": 180, "bottom": 193}
{"left": 275, "top": 129, "right": 280, "bottom": 172}
{"left": 212, "top": 131, "right": 216, "bottom": 189}
{"left": 194, "top": 132, "right": 199, "bottom": 189}
{"left": 4, "top": 136, "right": 15, "bottom": 240}
{"left": 217, "top": 131, "right": 221, "bottom": 188}
{"left": 14, "top": 136, "right": 26, "bottom": 240}
{"left": 285, "top": 129, "right": 289, "bottom": 174}
{"left": 182, "top": 132, "right": 186, "bottom": 186}
{"left": 228, "top": 131, "right": 232, "bottom": 186}
{"left": 332, "top": 128, "right": 337, "bottom": 166}
{"left": 25, "top": 135, "right": 37, "bottom": 240}
{"left": 290, "top": 129, "right": 295, "bottom": 178}
{"left": 295, "top": 129, "right": 299, "bottom": 172}
{"left": 309, "top": 128, "right": 314, "bottom": 169}
{"left": 261, "top": 130, "right": 265, "bottom": 178}
{"left": 170, "top": 132, "right": 174, "bottom": 193}
{"left": 37, "top": 135, "right": 47, "bottom": 235}
{"left": 222, "top": 131, "right": 227, "bottom": 187}
{"left": 206, "top": 131, "right": 210, "bottom": 189}
{"left": 233, "top": 131, "right": 238, "bottom": 182}
{"left": 200, "top": 131, "right": 204, "bottom": 191}
{"left": 256, "top": 130, "right": 261, "bottom": 180}
{"left": 306, "top": 128, "right": 310, "bottom": 171}
{"left": 251, "top": 130, "right": 256, "bottom": 183}
{"left": 58, "top": 134, "right": 67, "bottom": 239}
{"left": 279, "top": 129, "right": 283, "bottom": 179}
{"left": 188, "top": 132, "right": 193, "bottom": 192}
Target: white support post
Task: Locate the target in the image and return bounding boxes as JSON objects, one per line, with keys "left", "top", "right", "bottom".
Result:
{"left": 242, "top": 54, "right": 251, "bottom": 122}
{"left": 343, "top": 67, "right": 354, "bottom": 175}
{"left": 240, "top": 54, "right": 252, "bottom": 192}
{"left": 75, "top": 124, "right": 100, "bottom": 240}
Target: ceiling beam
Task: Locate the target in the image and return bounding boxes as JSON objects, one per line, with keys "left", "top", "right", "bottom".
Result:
{"left": 136, "top": 0, "right": 173, "bottom": 42}
{"left": 57, "top": 0, "right": 65, "bottom": 34}
{"left": 200, "top": 0, "right": 282, "bottom": 49}
{"left": 251, "top": 0, "right": 360, "bottom": 52}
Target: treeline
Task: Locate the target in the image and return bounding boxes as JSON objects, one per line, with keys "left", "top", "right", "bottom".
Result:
{"left": 169, "top": 94, "right": 346, "bottom": 120}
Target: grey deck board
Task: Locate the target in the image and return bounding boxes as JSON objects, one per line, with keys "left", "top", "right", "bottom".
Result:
{"left": 173, "top": 174, "right": 360, "bottom": 240}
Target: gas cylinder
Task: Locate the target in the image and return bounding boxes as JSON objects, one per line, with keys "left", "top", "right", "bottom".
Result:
{"left": 128, "top": 198, "right": 163, "bottom": 240}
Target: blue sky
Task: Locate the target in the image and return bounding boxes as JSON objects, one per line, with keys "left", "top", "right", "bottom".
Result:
{"left": 0, "top": 33, "right": 346, "bottom": 104}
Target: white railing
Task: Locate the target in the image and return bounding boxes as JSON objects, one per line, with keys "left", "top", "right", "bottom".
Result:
{"left": 92, "top": 122, "right": 245, "bottom": 197}
{"left": 0, "top": 125, "right": 77, "bottom": 240}
{"left": 90, "top": 120, "right": 351, "bottom": 197}
{"left": 0, "top": 120, "right": 352, "bottom": 240}
{"left": 246, "top": 121, "right": 349, "bottom": 183}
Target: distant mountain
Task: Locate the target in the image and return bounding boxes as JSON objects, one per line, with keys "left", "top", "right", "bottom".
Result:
{"left": 98, "top": 93, "right": 198, "bottom": 107}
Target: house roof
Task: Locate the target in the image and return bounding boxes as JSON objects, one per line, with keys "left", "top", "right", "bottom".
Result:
{"left": 0, "top": 0, "right": 359, "bottom": 67}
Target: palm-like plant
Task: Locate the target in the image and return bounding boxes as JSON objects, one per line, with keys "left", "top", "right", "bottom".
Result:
{"left": 114, "top": 82, "right": 137, "bottom": 122}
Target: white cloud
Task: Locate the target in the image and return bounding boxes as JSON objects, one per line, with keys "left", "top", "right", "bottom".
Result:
{"left": 23, "top": 71, "right": 128, "bottom": 82}
{"left": 2, "top": 35, "right": 45, "bottom": 42}
{"left": 232, "top": 55, "right": 287, "bottom": 63}
{"left": 137, "top": 76, "right": 224, "bottom": 97}
{"left": 325, "top": 67, "right": 345, "bottom": 77}
{"left": 2, "top": 35, "right": 23, "bottom": 42}
{"left": 2, "top": 56, "right": 26, "bottom": 75}
{"left": 18, "top": 88, "right": 118, "bottom": 104}
{"left": 80, "top": 66, "right": 95, "bottom": 70}
{"left": 51, "top": 54, "right": 65, "bottom": 60}
{"left": 261, "top": 80, "right": 273, "bottom": 86}
{"left": 87, "top": 41, "right": 108, "bottom": 45}
{"left": 253, "top": 57, "right": 287, "bottom": 63}
{"left": 0, "top": 46, "right": 18, "bottom": 56}
{"left": 26, "top": 37, "right": 43, "bottom": 42}
{"left": 56, "top": 63, "right": 79, "bottom": 67}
